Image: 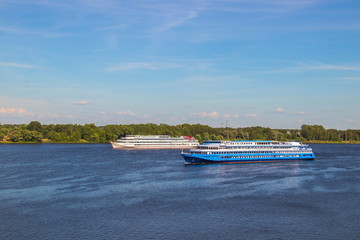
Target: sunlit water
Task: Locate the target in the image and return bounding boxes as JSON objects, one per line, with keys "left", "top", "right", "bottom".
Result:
{"left": 1, "top": 144, "right": 359, "bottom": 239}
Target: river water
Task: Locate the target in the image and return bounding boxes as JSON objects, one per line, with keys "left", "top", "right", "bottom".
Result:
{"left": 0, "top": 144, "right": 359, "bottom": 239}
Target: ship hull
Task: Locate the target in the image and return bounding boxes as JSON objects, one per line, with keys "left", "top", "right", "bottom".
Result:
{"left": 182, "top": 153, "right": 315, "bottom": 165}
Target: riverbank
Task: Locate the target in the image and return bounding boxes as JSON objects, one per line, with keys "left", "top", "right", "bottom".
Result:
{"left": 0, "top": 139, "right": 98, "bottom": 144}
{"left": 304, "top": 140, "right": 360, "bottom": 144}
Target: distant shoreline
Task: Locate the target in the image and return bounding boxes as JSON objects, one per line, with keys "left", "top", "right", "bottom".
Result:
{"left": 1, "top": 123, "right": 359, "bottom": 144}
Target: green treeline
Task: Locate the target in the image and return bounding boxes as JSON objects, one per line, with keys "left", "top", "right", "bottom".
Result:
{"left": 0, "top": 121, "right": 359, "bottom": 143}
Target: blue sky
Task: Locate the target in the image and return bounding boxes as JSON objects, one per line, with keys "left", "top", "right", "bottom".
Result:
{"left": 0, "top": 0, "right": 359, "bottom": 129}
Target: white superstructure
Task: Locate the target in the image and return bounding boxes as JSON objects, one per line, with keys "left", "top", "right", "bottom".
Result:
{"left": 111, "top": 135, "right": 199, "bottom": 149}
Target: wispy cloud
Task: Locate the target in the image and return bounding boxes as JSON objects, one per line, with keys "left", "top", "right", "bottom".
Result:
{"left": 341, "top": 77, "right": 360, "bottom": 81}
{"left": 184, "top": 75, "right": 234, "bottom": 83}
{"left": 150, "top": 11, "right": 198, "bottom": 35}
{"left": 106, "top": 62, "right": 182, "bottom": 71}
{"left": 264, "top": 62, "right": 360, "bottom": 74}
{"left": 0, "top": 26, "right": 71, "bottom": 38}
{"left": 213, "top": 0, "right": 320, "bottom": 14}
{"left": 95, "top": 24, "right": 127, "bottom": 31}
{"left": 106, "top": 56, "right": 213, "bottom": 72}
{"left": 0, "top": 62, "right": 38, "bottom": 69}
{"left": 12, "top": 0, "right": 201, "bottom": 38}
{"left": 306, "top": 63, "right": 360, "bottom": 71}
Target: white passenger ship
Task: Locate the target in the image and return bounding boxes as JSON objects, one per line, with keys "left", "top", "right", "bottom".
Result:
{"left": 111, "top": 135, "right": 199, "bottom": 149}
{"left": 181, "top": 140, "right": 315, "bottom": 164}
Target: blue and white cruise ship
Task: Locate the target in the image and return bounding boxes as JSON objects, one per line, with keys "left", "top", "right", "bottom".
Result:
{"left": 181, "top": 140, "right": 315, "bottom": 164}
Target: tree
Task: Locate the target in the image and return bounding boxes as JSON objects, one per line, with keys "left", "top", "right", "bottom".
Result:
{"left": 8, "top": 131, "right": 21, "bottom": 142}
{"left": 22, "top": 130, "right": 43, "bottom": 143}
{"left": 195, "top": 134, "right": 202, "bottom": 143}
{"left": 0, "top": 132, "right": 5, "bottom": 141}
{"left": 301, "top": 125, "right": 313, "bottom": 140}
{"left": 27, "top": 121, "right": 42, "bottom": 132}
{"left": 327, "top": 129, "right": 340, "bottom": 141}
{"left": 203, "top": 132, "right": 210, "bottom": 141}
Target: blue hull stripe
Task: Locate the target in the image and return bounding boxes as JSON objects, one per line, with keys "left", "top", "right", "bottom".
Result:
{"left": 182, "top": 153, "right": 315, "bottom": 165}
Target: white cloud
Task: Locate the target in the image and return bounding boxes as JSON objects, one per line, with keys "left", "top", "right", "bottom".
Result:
{"left": 275, "top": 108, "right": 285, "bottom": 113}
{"left": 298, "top": 111, "right": 306, "bottom": 115}
{"left": 201, "top": 111, "right": 219, "bottom": 118}
{"left": 191, "top": 111, "right": 219, "bottom": 118}
{"left": 188, "top": 112, "right": 239, "bottom": 121}
{"left": 0, "top": 107, "right": 34, "bottom": 116}
{"left": 74, "top": 101, "right": 91, "bottom": 105}
{"left": 38, "top": 113, "right": 59, "bottom": 119}
{"left": 37, "top": 113, "right": 77, "bottom": 120}
{"left": 117, "top": 110, "right": 136, "bottom": 116}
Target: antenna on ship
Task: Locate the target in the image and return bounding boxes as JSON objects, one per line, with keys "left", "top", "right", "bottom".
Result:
{"left": 226, "top": 120, "right": 229, "bottom": 140}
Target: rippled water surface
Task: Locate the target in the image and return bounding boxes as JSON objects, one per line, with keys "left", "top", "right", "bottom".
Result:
{"left": 1, "top": 144, "right": 359, "bottom": 239}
